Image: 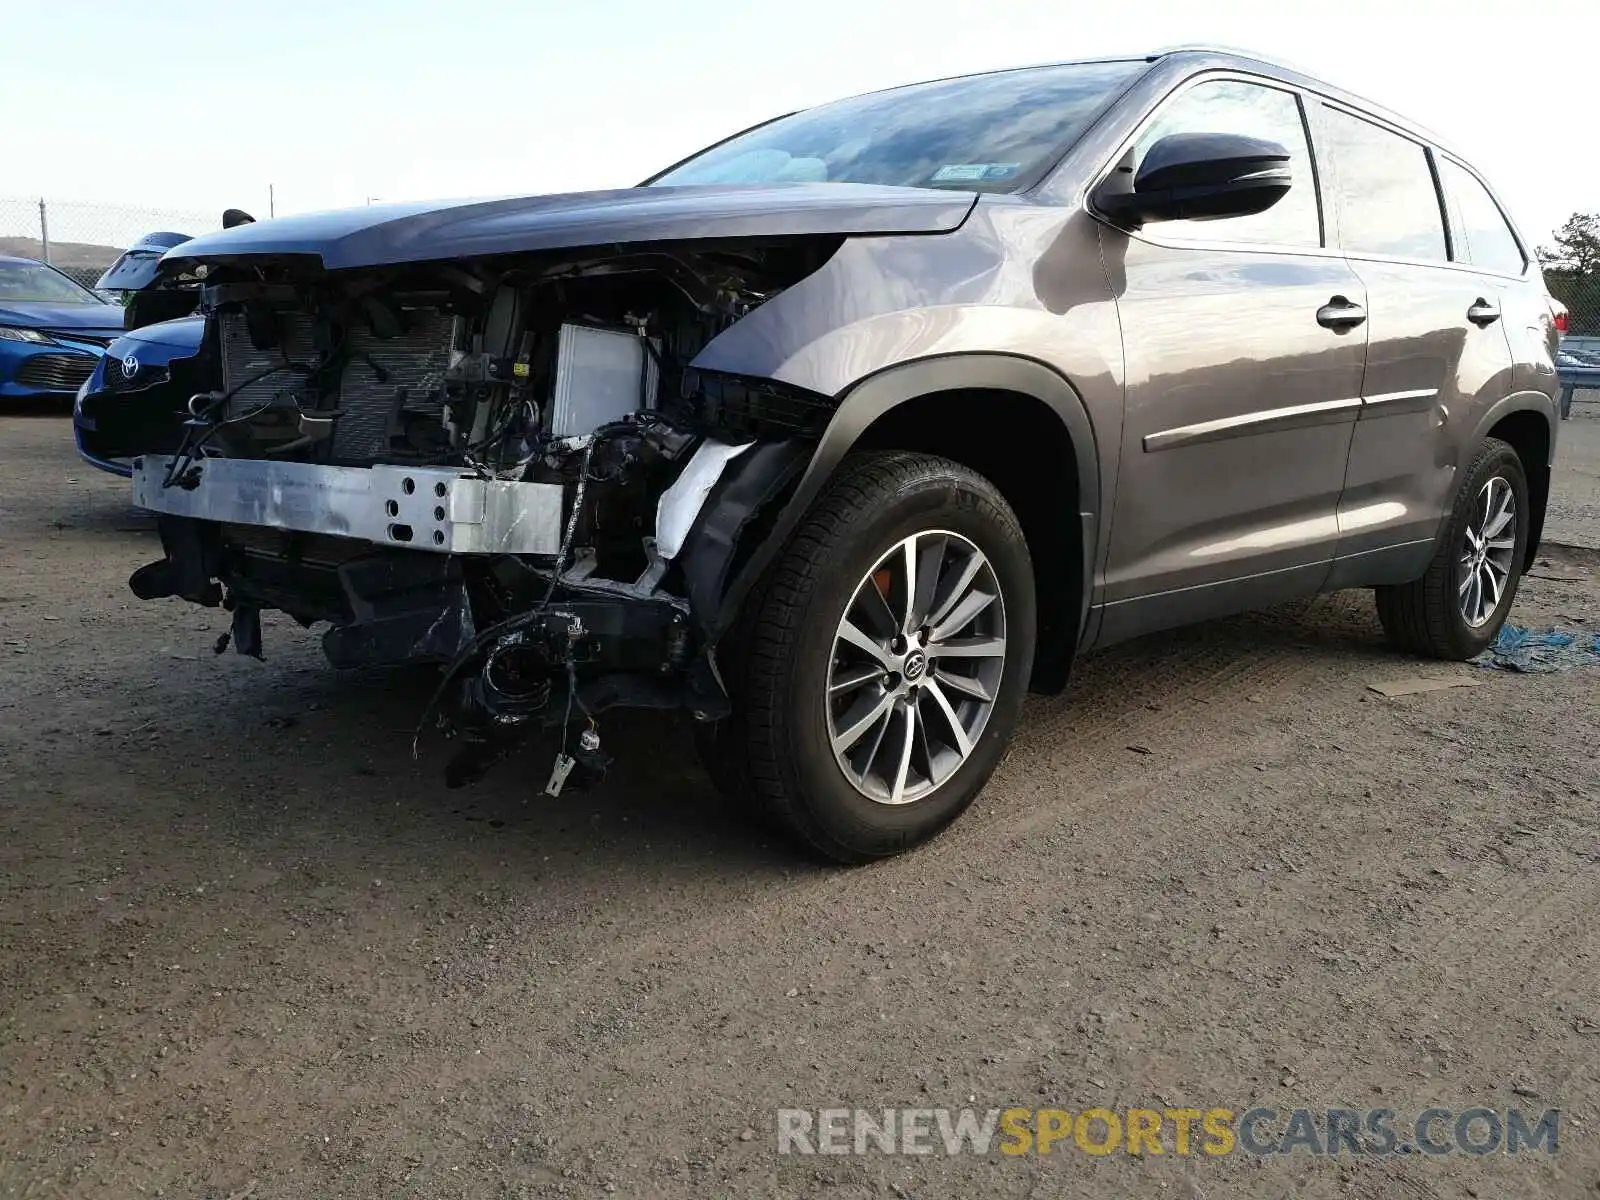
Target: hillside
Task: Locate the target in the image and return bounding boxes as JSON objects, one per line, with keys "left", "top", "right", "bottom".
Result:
{"left": 0, "top": 235, "right": 122, "bottom": 272}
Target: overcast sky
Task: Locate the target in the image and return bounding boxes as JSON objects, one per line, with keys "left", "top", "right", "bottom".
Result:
{"left": 1, "top": 0, "right": 1591, "bottom": 251}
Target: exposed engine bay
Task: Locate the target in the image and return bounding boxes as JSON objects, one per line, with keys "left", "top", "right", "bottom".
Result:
{"left": 125, "top": 237, "right": 842, "bottom": 790}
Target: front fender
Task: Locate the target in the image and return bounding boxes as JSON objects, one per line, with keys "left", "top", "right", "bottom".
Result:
{"left": 697, "top": 352, "right": 1103, "bottom": 646}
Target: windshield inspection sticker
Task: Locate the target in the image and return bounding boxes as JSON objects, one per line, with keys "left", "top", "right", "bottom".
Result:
{"left": 932, "top": 163, "right": 1022, "bottom": 183}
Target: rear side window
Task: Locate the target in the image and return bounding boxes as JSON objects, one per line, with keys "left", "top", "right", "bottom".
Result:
{"left": 1439, "top": 159, "right": 1525, "bottom": 276}
{"left": 1130, "top": 79, "right": 1321, "bottom": 248}
{"left": 1321, "top": 107, "right": 1447, "bottom": 262}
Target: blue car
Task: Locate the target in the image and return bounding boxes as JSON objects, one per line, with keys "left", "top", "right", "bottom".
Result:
{"left": 74, "top": 315, "right": 206, "bottom": 476}
{"left": 74, "top": 221, "right": 254, "bottom": 475}
{"left": 0, "top": 255, "right": 124, "bottom": 402}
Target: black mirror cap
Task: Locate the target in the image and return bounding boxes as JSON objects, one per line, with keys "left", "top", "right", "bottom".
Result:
{"left": 1097, "top": 131, "right": 1292, "bottom": 229}
{"left": 1136, "top": 132, "right": 1289, "bottom": 192}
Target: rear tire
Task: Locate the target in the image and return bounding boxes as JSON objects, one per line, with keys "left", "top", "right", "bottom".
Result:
{"left": 1375, "top": 437, "right": 1528, "bottom": 660}
{"left": 705, "top": 451, "right": 1037, "bottom": 863}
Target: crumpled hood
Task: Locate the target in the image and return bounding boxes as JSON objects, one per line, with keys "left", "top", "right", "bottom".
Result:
{"left": 162, "top": 183, "right": 979, "bottom": 271}
{"left": 0, "top": 301, "right": 125, "bottom": 334}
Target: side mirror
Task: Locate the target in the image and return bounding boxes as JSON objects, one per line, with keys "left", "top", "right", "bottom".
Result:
{"left": 1096, "top": 132, "right": 1292, "bottom": 228}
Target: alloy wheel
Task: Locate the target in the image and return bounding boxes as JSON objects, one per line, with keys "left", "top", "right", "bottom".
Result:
{"left": 825, "top": 530, "right": 1007, "bottom": 805}
{"left": 1459, "top": 475, "right": 1517, "bottom": 629}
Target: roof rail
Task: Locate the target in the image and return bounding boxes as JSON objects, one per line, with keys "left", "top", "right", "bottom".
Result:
{"left": 1145, "top": 44, "right": 1310, "bottom": 73}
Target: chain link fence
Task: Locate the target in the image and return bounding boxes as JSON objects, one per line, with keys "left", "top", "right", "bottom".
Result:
{"left": 1547, "top": 270, "right": 1600, "bottom": 336}
{"left": 0, "top": 196, "right": 219, "bottom": 291}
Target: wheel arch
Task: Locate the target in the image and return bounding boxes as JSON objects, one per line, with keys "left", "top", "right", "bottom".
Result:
{"left": 1472, "top": 391, "right": 1556, "bottom": 570}
{"left": 704, "top": 353, "right": 1103, "bottom": 693}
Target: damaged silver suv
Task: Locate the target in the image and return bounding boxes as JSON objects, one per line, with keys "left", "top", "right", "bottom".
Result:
{"left": 89, "top": 47, "right": 1561, "bottom": 861}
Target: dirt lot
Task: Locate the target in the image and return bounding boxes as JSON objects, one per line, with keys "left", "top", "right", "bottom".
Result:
{"left": 3, "top": 407, "right": 1599, "bottom": 1199}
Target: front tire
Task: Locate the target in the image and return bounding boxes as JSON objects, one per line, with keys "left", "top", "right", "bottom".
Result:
{"left": 1375, "top": 437, "right": 1528, "bottom": 660}
{"left": 711, "top": 451, "right": 1037, "bottom": 863}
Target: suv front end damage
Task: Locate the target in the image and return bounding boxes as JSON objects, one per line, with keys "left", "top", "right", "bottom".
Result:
{"left": 121, "top": 216, "right": 867, "bottom": 789}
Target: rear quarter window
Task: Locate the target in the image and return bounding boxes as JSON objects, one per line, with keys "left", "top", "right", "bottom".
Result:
{"left": 1438, "top": 158, "right": 1526, "bottom": 276}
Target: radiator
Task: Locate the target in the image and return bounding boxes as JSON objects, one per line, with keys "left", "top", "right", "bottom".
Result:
{"left": 219, "top": 309, "right": 454, "bottom": 463}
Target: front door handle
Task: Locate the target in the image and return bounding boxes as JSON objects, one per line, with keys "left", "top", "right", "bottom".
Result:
{"left": 1467, "top": 298, "right": 1501, "bottom": 327}
{"left": 1316, "top": 296, "right": 1367, "bottom": 331}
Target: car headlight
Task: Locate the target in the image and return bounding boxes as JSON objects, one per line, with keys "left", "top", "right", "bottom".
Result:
{"left": 0, "top": 326, "right": 53, "bottom": 344}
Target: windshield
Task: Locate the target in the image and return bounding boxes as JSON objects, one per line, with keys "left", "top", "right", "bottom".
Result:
{"left": 648, "top": 61, "right": 1146, "bottom": 193}
{"left": 0, "top": 261, "right": 102, "bottom": 305}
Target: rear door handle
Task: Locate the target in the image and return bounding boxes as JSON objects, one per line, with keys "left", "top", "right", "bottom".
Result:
{"left": 1316, "top": 296, "right": 1367, "bottom": 331}
{"left": 1467, "top": 298, "right": 1501, "bottom": 327}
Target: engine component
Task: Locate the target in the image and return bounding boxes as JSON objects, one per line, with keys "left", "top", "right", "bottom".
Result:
{"left": 218, "top": 307, "right": 454, "bottom": 463}
{"left": 550, "top": 323, "right": 659, "bottom": 437}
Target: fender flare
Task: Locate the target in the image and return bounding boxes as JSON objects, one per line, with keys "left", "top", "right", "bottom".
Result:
{"left": 702, "top": 352, "right": 1104, "bottom": 649}
{"left": 1465, "top": 389, "right": 1558, "bottom": 467}
{"left": 1459, "top": 388, "right": 1558, "bottom": 565}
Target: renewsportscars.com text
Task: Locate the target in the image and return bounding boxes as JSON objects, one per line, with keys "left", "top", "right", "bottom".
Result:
{"left": 776, "top": 1106, "right": 1559, "bottom": 1157}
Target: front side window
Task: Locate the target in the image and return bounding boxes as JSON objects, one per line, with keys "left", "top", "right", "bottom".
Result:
{"left": 1321, "top": 107, "right": 1447, "bottom": 262}
{"left": 1129, "top": 79, "right": 1321, "bottom": 248}
{"left": 0, "top": 261, "right": 102, "bottom": 305}
{"left": 648, "top": 61, "right": 1147, "bottom": 193}
{"left": 1439, "top": 159, "right": 1525, "bottom": 276}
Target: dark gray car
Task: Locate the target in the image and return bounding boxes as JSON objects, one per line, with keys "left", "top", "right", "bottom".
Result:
{"left": 107, "top": 46, "right": 1561, "bottom": 861}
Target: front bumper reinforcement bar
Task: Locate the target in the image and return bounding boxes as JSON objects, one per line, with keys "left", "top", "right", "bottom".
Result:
{"left": 132, "top": 455, "right": 564, "bottom": 556}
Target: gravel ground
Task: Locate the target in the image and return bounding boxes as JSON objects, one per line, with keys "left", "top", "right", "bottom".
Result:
{"left": 3, "top": 410, "right": 1598, "bottom": 1199}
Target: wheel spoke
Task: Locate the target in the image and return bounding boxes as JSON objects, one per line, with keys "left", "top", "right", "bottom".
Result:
{"left": 894, "top": 535, "right": 919, "bottom": 635}
{"left": 837, "top": 619, "right": 895, "bottom": 670}
{"left": 888, "top": 702, "right": 917, "bottom": 805}
{"left": 1486, "top": 536, "right": 1516, "bottom": 552}
{"left": 1483, "top": 497, "right": 1513, "bottom": 540}
{"left": 857, "top": 698, "right": 893, "bottom": 781}
{"left": 1463, "top": 570, "right": 1482, "bottom": 624}
{"left": 833, "top": 690, "right": 896, "bottom": 755}
{"left": 829, "top": 663, "right": 885, "bottom": 696}
{"left": 907, "top": 533, "right": 945, "bottom": 633}
{"left": 932, "top": 668, "right": 992, "bottom": 703}
{"left": 1480, "top": 561, "right": 1502, "bottom": 613}
{"left": 929, "top": 588, "right": 997, "bottom": 643}
{"left": 923, "top": 679, "right": 973, "bottom": 760}
{"left": 925, "top": 550, "right": 985, "bottom": 630}
{"left": 930, "top": 635, "right": 1006, "bottom": 659}
{"left": 856, "top": 573, "right": 900, "bottom": 640}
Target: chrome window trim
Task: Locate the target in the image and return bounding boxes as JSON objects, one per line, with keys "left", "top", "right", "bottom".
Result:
{"left": 1315, "top": 99, "right": 1533, "bottom": 281}
{"left": 1081, "top": 65, "right": 1534, "bottom": 282}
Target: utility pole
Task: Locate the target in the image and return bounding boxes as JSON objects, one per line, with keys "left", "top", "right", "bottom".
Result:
{"left": 268, "top": 183, "right": 275, "bottom": 219}
{"left": 37, "top": 199, "right": 50, "bottom": 264}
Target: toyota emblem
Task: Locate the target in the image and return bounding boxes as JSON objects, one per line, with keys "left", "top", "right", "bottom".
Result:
{"left": 120, "top": 354, "right": 139, "bottom": 379}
